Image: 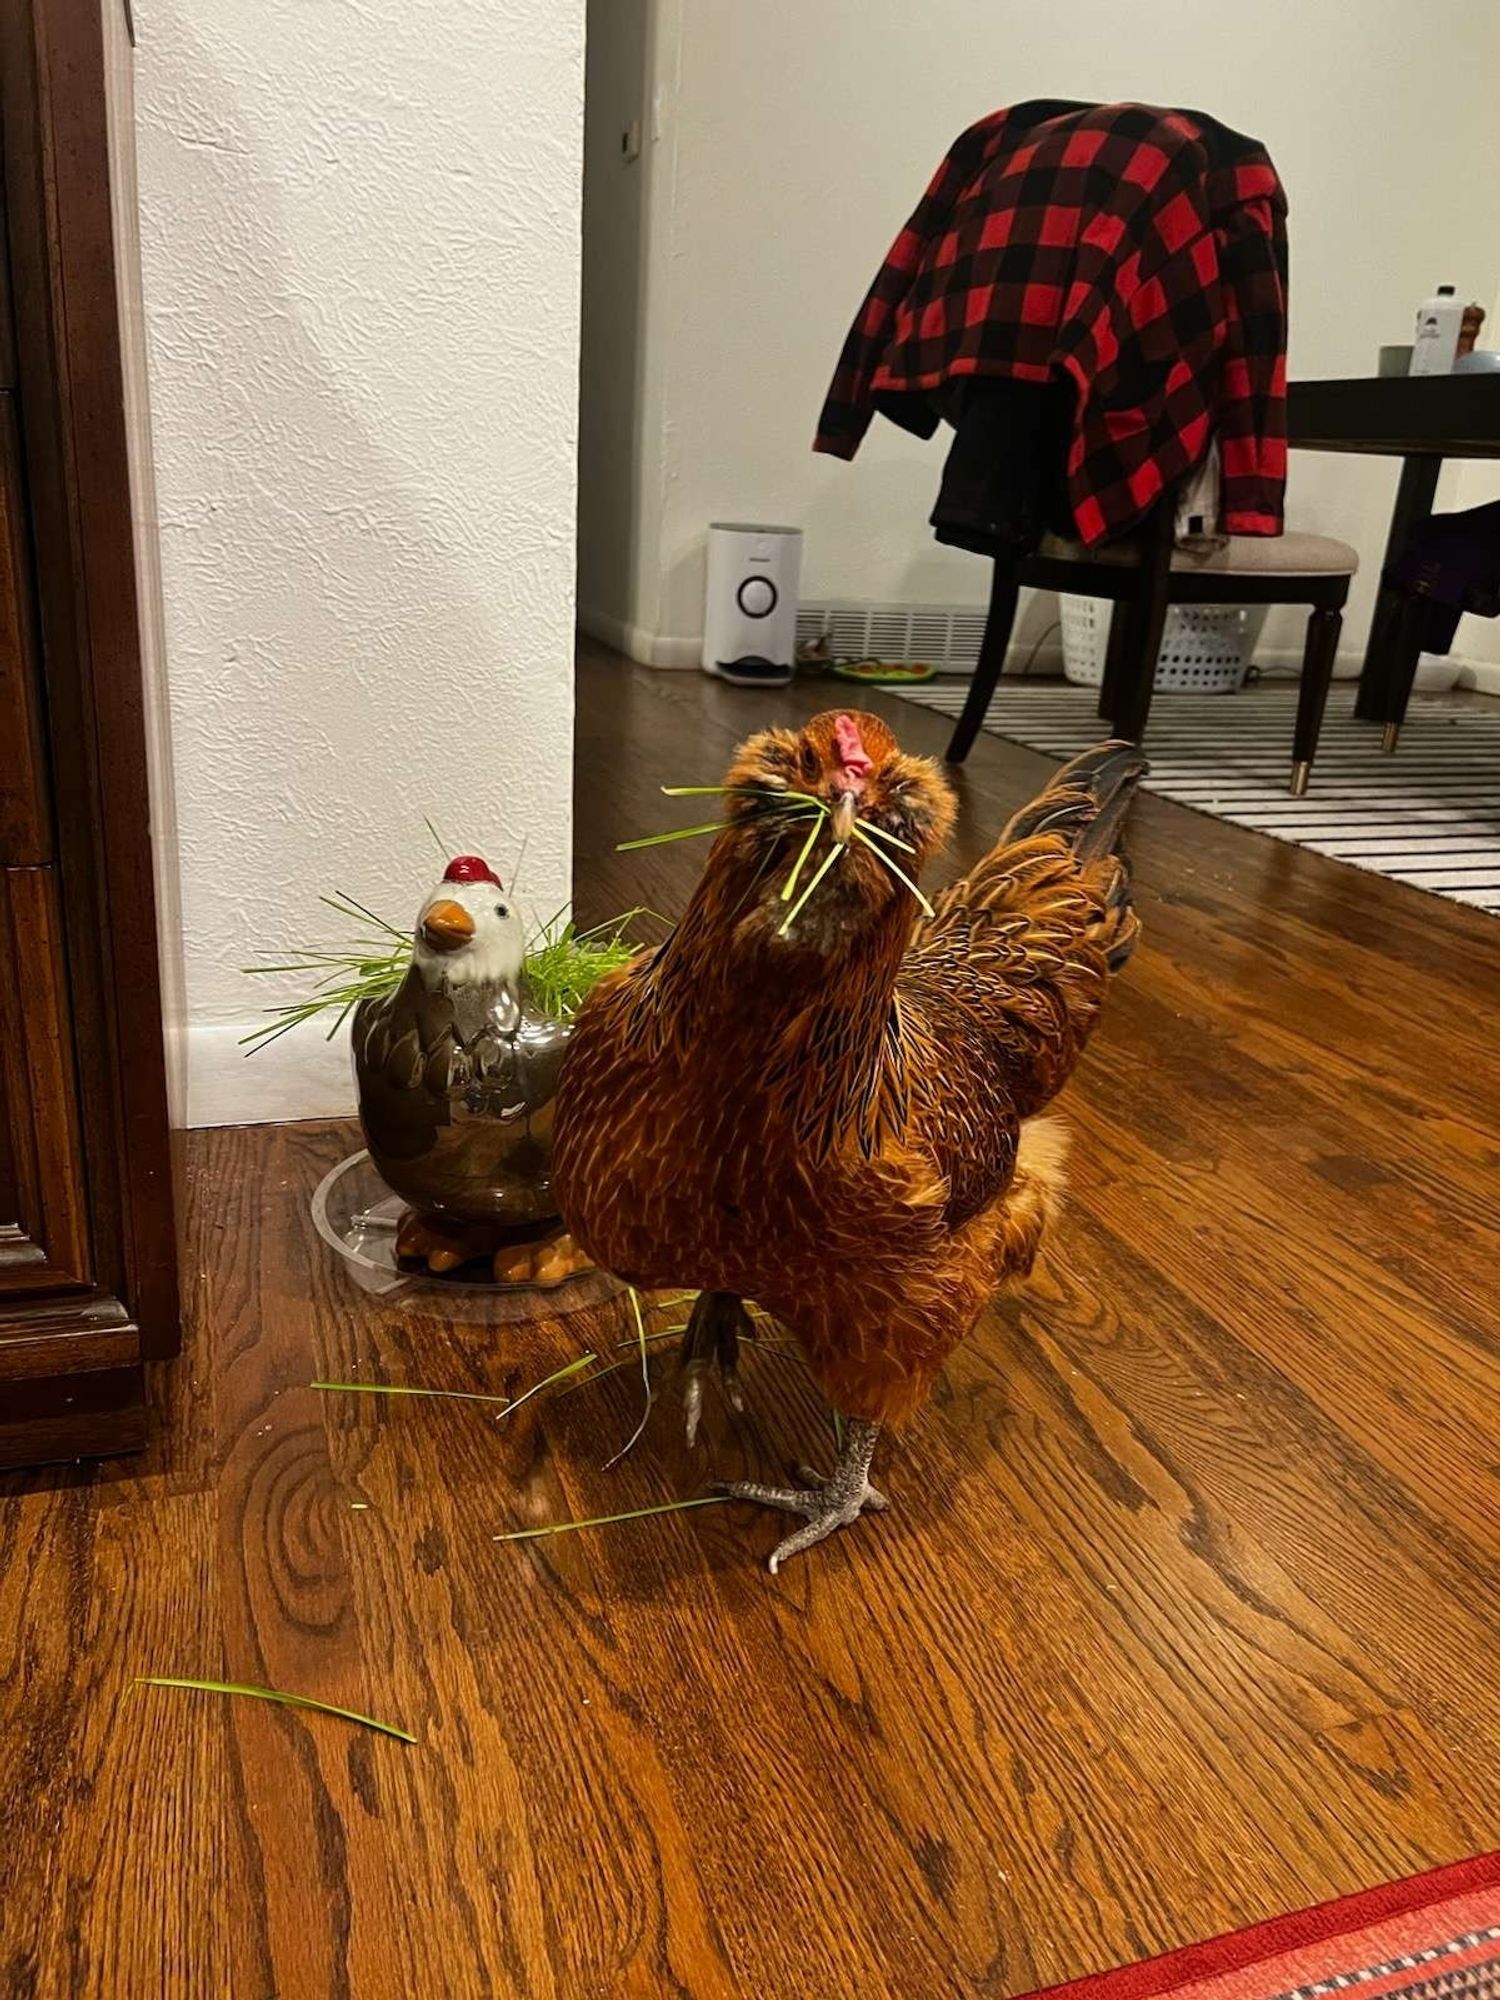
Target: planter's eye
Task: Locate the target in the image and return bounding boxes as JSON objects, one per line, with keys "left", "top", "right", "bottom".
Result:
{"left": 495, "top": 903, "right": 509, "bottom": 919}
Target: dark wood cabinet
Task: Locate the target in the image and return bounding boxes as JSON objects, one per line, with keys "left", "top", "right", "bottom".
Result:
{"left": 0, "top": 0, "right": 182, "bottom": 1468}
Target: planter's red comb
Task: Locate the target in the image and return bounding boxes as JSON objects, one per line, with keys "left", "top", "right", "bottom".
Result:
{"left": 443, "top": 855, "right": 502, "bottom": 888}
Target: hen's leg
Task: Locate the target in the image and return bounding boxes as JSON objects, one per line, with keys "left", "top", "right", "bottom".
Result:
{"left": 721, "top": 1417, "right": 887, "bottom": 1572}
{"left": 678, "top": 1290, "right": 749, "bottom": 1447}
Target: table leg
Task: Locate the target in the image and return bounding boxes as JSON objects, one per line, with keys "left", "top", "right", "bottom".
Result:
{"left": 1355, "top": 454, "right": 1441, "bottom": 720}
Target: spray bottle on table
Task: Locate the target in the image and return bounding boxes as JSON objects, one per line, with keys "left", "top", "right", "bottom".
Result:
{"left": 1409, "top": 285, "right": 1464, "bottom": 376}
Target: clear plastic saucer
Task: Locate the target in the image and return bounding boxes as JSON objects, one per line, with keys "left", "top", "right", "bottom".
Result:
{"left": 310, "top": 1149, "right": 621, "bottom": 1323}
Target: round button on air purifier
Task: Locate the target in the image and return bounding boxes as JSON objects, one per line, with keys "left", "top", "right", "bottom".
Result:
{"left": 736, "top": 575, "right": 778, "bottom": 618}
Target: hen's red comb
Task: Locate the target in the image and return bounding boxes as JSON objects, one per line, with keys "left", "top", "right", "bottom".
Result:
{"left": 443, "top": 855, "right": 502, "bottom": 888}
{"left": 833, "top": 714, "right": 874, "bottom": 779}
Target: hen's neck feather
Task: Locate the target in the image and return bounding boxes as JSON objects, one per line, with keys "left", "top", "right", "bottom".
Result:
{"left": 642, "top": 835, "right": 912, "bottom": 1160}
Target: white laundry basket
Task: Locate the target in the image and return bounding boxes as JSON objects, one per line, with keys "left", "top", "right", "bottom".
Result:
{"left": 1060, "top": 594, "right": 1253, "bottom": 693}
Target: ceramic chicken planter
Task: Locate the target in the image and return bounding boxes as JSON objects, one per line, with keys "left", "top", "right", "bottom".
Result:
{"left": 352, "top": 855, "right": 582, "bottom": 1281}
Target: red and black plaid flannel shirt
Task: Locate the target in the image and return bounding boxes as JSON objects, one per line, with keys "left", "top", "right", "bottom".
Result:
{"left": 814, "top": 101, "right": 1288, "bottom": 545}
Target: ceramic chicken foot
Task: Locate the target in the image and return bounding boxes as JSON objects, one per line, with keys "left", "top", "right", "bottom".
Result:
{"left": 678, "top": 1290, "right": 750, "bottom": 1447}
{"left": 394, "top": 1207, "right": 505, "bottom": 1274}
{"left": 721, "top": 1417, "right": 887, "bottom": 1572}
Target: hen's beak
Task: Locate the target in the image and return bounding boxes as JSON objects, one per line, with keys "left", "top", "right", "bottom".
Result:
{"left": 830, "top": 791, "right": 858, "bottom": 845}
{"left": 420, "top": 899, "right": 475, "bottom": 952}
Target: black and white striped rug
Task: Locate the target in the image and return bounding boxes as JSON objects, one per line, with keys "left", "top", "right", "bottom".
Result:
{"left": 889, "top": 680, "right": 1500, "bottom": 914}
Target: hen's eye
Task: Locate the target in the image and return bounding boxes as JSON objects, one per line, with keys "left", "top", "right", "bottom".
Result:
{"left": 494, "top": 903, "right": 509, "bottom": 918}
{"left": 799, "top": 744, "right": 819, "bottom": 780}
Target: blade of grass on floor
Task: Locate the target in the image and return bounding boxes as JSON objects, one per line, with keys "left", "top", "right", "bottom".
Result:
{"left": 612, "top": 1324, "right": 686, "bottom": 1350}
{"left": 493, "top": 1353, "right": 596, "bottom": 1417}
{"left": 311, "top": 1353, "right": 595, "bottom": 1414}
{"left": 312, "top": 1379, "right": 515, "bottom": 1407}
{"left": 553, "top": 1352, "right": 637, "bottom": 1398}
{"left": 602, "top": 1288, "right": 653, "bottom": 1470}
{"left": 494, "top": 1496, "right": 729, "bottom": 1544}
{"left": 135, "top": 1676, "right": 417, "bottom": 1743}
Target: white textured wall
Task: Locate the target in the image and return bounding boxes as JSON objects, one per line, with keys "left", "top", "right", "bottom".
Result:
{"left": 585, "top": 0, "right": 1500, "bottom": 670}
{"left": 135, "top": 0, "right": 584, "bottom": 1125}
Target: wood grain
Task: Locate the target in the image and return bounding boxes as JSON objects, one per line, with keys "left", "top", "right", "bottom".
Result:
{"left": 0, "top": 642, "right": 1497, "bottom": 1998}
{"left": 0, "top": 398, "right": 51, "bottom": 864}
{"left": 0, "top": 0, "right": 181, "bottom": 1382}
{"left": 0, "top": 868, "right": 93, "bottom": 1295}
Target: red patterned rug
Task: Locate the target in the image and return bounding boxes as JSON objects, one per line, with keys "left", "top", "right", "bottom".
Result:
{"left": 1025, "top": 1855, "right": 1500, "bottom": 2000}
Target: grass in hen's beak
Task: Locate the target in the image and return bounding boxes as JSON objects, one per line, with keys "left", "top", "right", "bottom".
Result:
{"left": 777, "top": 838, "right": 845, "bottom": 937}
{"left": 614, "top": 786, "right": 824, "bottom": 854}
{"left": 620, "top": 780, "right": 934, "bottom": 932}
{"left": 659, "top": 785, "right": 828, "bottom": 806}
{"left": 856, "top": 818, "right": 916, "bottom": 854}
{"left": 776, "top": 814, "right": 934, "bottom": 932}
{"left": 850, "top": 826, "right": 935, "bottom": 917}
{"left": 780, "top": 814, "right": 827, "bottom": 904}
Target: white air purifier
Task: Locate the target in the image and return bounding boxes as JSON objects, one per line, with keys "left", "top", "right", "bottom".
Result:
{"left": 702, "top": 523, "right": 803, "bottom": 686}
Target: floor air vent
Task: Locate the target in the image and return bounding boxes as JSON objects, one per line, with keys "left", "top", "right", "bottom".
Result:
{"left": 796, "top": 602, "right": 989, "bottom": 676}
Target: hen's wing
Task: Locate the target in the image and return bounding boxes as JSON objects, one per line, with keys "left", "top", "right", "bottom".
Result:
{"left": 896, "top": 742, "right": 1145, "bottom": 1224}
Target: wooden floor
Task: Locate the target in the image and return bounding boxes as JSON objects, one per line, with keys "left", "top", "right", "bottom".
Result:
{"left": 3, "top": 643, "right": 1499, "bottom": 1999}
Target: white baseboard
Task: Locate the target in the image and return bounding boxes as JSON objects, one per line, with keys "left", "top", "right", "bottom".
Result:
{"left": 581, "top": 608, "right": 1498, "bottom": 695}
{"left": 188, "top": 1021, "right": 355, "bottom": 1129}
{"left": 583, "top": 587, "right": 1500, "bottom": 695}
{"left": 578, "top": 604, "right": 700, "bottom": 670}
{"left": 648, "top": 636, "right": 702, "bottom": 669}
{"left": 1248, "top": 650, "right": 1497, "bottom": 694}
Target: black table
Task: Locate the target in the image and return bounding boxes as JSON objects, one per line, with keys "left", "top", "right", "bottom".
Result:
{"left": 1287, "top": 374, "right": 1500, "bottom": 737}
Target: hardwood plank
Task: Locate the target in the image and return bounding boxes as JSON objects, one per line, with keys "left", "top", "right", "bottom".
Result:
{"left": 0, "top": 644, "right": 1496, "bottom": 1998}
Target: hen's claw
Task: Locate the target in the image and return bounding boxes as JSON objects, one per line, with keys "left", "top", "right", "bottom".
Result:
{"left": 719, "top": 1416, "right": 886, "bottom": 1570}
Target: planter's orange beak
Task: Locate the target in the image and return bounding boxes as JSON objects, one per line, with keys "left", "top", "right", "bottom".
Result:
{"left": 420, "top": 899, "right": 474, "bottom": 952}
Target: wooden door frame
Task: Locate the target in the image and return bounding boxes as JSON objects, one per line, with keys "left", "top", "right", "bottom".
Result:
{"left": 0, "top": 0, "right": 179, "bottom": 1465}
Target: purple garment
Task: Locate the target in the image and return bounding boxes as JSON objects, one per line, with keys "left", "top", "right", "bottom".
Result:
{"left": 1387, "top": 497, "right": 1500, "bottom": 653}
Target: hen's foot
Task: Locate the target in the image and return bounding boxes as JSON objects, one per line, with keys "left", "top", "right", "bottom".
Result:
{"left": 678, "top": 1291, "right": 751, "bottom": 1447}
{"left": 721, "top": 1418, "right": 886, "bottom": 1571}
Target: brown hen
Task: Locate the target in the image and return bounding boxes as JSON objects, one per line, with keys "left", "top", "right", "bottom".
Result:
{"left": 552, "top": 712, "right": 1145, "bottom": 1569}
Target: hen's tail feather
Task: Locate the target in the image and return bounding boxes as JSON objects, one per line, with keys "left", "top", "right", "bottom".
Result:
{"left": 1002, "top": 740, "right": 1148, "bottom": 863}
{"left": 908, "top": 739, "right": 1147, "bottom": 1133}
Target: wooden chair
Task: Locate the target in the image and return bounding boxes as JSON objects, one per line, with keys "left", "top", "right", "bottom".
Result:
{"left": 945, "top": 502, "right": 1359, "bottom": 794}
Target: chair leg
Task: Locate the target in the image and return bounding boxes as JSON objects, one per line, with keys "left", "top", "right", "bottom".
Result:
{"left": 1109, "top": 504, "right": 1174, "bottom": 743}
{"left": 946, "top": 562, "right": 1019, "bottom": 763}
{"left": 1097, "top": 601, "right": 1131, "bottom": 722}
{"left": 1289, "top": 606, "right": 1341, "bottom": 794}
